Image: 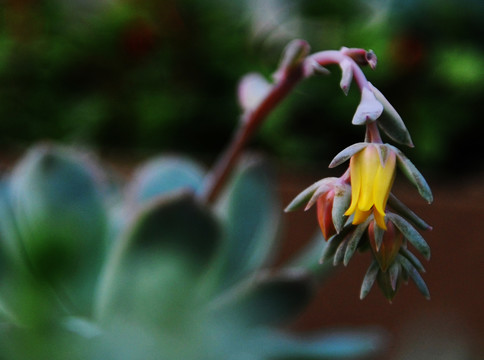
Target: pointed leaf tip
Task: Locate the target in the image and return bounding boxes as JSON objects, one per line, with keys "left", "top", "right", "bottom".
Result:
{"left": 369, "top": 83, "right": 414, "bottom": 147}
{"left": 388, "top": 213, "right": 431, "bottom": 260}
{"left": 329, "top": 142, "right": 368, "bottom": 168}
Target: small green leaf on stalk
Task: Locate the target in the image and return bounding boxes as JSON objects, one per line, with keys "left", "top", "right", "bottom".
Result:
{"left": 372, "top": 222, "right": 385, "bottom": 251}
{"left": 329, "top": 142, "right": 368, "bottom": 168}
{"left": 398, "top": 255, "right": 430, "bottom": 299}
{"left": 388, "top": 145, "right": 433, "bottom": 203}
{"left": 284, "top": 179, "right": 327, "bottom": 212}
{"left": 387, "top": 213, "right": 430, "bottom": 260}
{"left": 333, "top": 238, "right": 349, "bottom": 266}
{"left": 369, "top": 83, "right": 414, "bottom": 147}
{"left": 344, "top": 218, "right": 372, "bottom": 266}
{"left": 377, "top": 270, "right": 397, "bottom": 301}
{"left": 360, "top": 260, "right": 379, "bottom": 299}
{"left": 331, "top": 183, "right": 351, "bottom": 233}
{"left": 399, "top": 246, "right": 426, "bottom": 273}
{"left": 319, "top": 229, "right": 348, "bottom": 264}
{"left": 305, "top": 178, "right": 338, "bottom": 210}
{"left": 387, "top": 193, "right": 432, "bottom": 231}
{"left": 388, "top": 262, "right": 400, "bottom": 291}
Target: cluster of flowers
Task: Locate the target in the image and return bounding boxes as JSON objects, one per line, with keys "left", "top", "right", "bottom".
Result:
{"left": 285, "top": 46, "right": 433, "bottom": 300}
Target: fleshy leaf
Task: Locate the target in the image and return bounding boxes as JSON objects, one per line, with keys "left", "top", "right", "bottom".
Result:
{"left": 212, "top": 269, "right": 315, "bottom": 326}
{"left": 9, "top": 144, "right": 108, "bottom": 316}
{"left": 360, "top": 260, "right": 379, "bottom": 299}
{"left": 369, "top": 83, "right": 414, "bottom": 147}
{"left": 377, "top": 270, "right": 398, "bottom": 301}
{"left": 305, "top": 178, "right": 338, "bottom": 210}
{"left": 343, "top": 217, "right": 372, "bottom": 266}
{"left": 399, "top": 246, "right": 426, "bottom": 273}
{"left": 127, "top": 156, "right": 205, "bottom": 205}
{"left": 352, "top": 87, "right": 384, "bottom": 125}
{"left": 331, "top": 183, "right": 351, "bottom": 233}
{"left": 333, "top": 238, "right": 349, "bottom": 266}
{"left": 339, "top": 58, "right": 353, "bottom": 95}
{"left": 319, "top": 225, "right": 353, "bottom": 264}
{"left": 388, "top": 261, "right": 400, "bottom": 291}
{"left": 284, "top": 178, "right": 332, "bottom": 212}
{"left": 238, "top": 73, "right": 272, "bottom": 112}
{"left": 387, "top": 193, "right": 432, "bottom": 231}
{"left": 398, "top": 255, "right": 430, "bottom": 299}
{"left": 95, "top": 191, "right": 220, "bottom": 321}
{"left": 215, "top": 158, "right": 280, "bottom": 289}
{"left": 329, "top": 142, "right": 368, "bottom": 168}
{"left": 388, "top": 145, "right": 433, "bottom": 203}
{"left": 387, "top": 213, "right": 431, "bottom": 260}
{"left": 372, "top": 222, "right": 385, "bottom": 251}
{"left": 264, "top": 327, "right": 384, "bottom": 359}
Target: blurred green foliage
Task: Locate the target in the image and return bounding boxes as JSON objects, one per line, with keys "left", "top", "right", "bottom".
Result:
{"left": 0, "top": 0, "right": 482, "bottom": 173}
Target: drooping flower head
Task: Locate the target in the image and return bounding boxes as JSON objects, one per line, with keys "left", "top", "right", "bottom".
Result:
{"left": 344, "top": 144, "right": 396, "bottom": 230}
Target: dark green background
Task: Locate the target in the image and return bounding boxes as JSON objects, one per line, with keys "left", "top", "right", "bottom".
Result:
{"left": 1, "top": 0, "right": 482, "bottom": 174}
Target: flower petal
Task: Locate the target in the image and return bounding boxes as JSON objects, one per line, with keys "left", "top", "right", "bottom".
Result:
{"left": 373, "top": 149, "right": 396, "bottom": 215}
{"left": 357, "top": 145, "right": 379, "bottom": 211}
{"left": 344, "top": 154, "right": 362, "bottom": 216}
{"left": 373, "top": 209, "right": 387, "bottom": 230}
{"left": 353, "top": 208, "right": 372, "bottom": 224}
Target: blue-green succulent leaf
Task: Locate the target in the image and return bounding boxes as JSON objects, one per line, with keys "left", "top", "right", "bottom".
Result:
{"left": 212, "top": 269, "right": 315, "bottom": 326}
{"left": 331, "top": 183, "right": 351, "bottom": 233}
{"left": 343, "top": 217, "right": 371, "bottom": 266}
{"left": 262, "top": 327, "right": 384, "bottom": 359}
{"left": 329, "top": 142, "right": 368, "bottom": 168}
{"left": 284, "top": 179, "right": 328, "bottom": 212}
{"left": 398, "top": 255, "right": 430, "bottom": 299}
{"left": 215, "top": 157, "right": 280, "bottom": 288}
{"left": 127, "top": 156, "right": 205, "bottom": 205}
{"left": 387, "top": 213, "right": 430, "bottom": 260}
{"left": 369, "top": 83, "right": 414, "bottom": 147}
{"left": 96, "top": 191, "right": 221, "bottom": 323}
{"left": 399, "top": 246, "right": 426, "bottom": 273}
{"left": 360, "top": 260, "right": 379, "bottom": 299}
{"left": 388, "top": 145, "right": 433, "bottom": 203}
{"left": 387, "top": 193, "right": 432, "bottom": 231}
{"left": 333, "top": 238, "right": 348, "bottom": 266}
{"left": 9, "top": 144, "right": 108, "bottom": 316}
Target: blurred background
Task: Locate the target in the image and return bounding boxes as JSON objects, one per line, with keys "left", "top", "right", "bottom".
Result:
{"left": 1, "top": 0, "right": 483, "bottom": 358}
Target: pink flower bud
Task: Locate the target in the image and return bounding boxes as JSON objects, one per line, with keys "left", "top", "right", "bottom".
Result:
{"left": 316, "top": 190, "right": 337, "bottom": 240}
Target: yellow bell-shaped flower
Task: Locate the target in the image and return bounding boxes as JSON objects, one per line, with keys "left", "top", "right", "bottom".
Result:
{"left": 344, "top": 144, "right": 396, "bottom": 230}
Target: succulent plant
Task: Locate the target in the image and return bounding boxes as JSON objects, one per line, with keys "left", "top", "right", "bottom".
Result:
{"left": 0, "top": 144, "right": 383, "bottom": 359}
